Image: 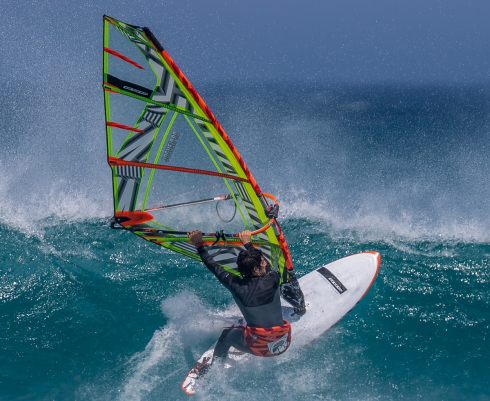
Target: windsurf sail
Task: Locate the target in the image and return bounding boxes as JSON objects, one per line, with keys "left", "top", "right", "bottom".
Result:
{"left": 103, "top": 16, "right": 293, "bottom": 279}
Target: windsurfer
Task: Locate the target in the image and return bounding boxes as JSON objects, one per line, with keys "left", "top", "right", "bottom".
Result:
{"left": 187, "top": 229, "right": 299, "bottom": 377}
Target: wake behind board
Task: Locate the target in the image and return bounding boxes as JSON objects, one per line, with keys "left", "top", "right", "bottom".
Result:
{"left": 182, "top": 251, "right": 381, "bottom": 395}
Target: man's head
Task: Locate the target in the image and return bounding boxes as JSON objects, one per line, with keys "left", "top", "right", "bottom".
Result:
{"left": 236, "top": 248, "right": 267, "bottom": 278}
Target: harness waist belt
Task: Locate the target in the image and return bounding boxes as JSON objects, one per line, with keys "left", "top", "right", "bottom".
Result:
{"left": 243, "top": 320, "right": 291, "bottom": 357}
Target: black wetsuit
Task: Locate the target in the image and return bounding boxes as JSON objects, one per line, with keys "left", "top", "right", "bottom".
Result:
{"left": 197, "top": 242, "right": 284, "bottom": 360}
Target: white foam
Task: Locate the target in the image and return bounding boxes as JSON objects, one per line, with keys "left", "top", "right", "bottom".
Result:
{"left": 0, "top": 159, "right": 112, "bottom": 235}
{"left": 278, "top": 192, "right": 490, "bottom": 243}
{"left": 118, "top": 291, "right": 238, "bottom": 400}
{"left": 118, "top": 325, "right": 183, "bottom": 401}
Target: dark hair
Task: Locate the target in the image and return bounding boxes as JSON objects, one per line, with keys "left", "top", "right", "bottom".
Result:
{"left": 236, "top": 248, "right": 263, "bottom": 278}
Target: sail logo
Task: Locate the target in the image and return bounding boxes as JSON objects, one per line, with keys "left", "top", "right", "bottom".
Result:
{"left": 123, "top": 85, "right": 149, "bottom": 96}
{"left": 162, "top": 132, "right": 180, "bottom": 162}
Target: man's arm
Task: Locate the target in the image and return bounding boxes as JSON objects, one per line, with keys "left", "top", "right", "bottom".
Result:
{"left": 188, "top": 230, "right": 234, "bottom": 287}
{"left": 239, "top": 230, "right": 254, "bottom": 251}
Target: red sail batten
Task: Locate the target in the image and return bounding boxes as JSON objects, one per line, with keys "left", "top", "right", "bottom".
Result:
{"left": 104, "top": 47, "right": 145, "bottom": 70}
{"left": 108, "top": 157, "right": 251, "bottom": 183}
{"left": 106, "top": 122, "right": 145, "bottom": 133}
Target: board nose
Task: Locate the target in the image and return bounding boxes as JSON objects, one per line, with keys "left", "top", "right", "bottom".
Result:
{"left": 365, "top": 251, "right": 381, "bottom": 268}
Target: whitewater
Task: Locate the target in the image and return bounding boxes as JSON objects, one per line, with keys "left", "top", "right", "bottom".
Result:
{"left": 1, "top": 83, "right": 489, "bottom": 400}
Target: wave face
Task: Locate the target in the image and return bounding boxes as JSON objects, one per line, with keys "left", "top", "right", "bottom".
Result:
{"left": 1, "top": 84, "right": 489, "bottom": 400}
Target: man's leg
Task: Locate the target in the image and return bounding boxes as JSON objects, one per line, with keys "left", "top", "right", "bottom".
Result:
{"left": 213, "top": 328, "right": 252, "bottom": 363}
{"left": 191, "top": 328, "right": 251, "bottom": 380}
{"left": 280, "top": 270, "right": 306, "bottom": 315}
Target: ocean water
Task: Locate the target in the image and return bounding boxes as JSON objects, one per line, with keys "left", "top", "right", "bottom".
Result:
{"left": 1, "top": 83, "right": 489, "bottom": 400}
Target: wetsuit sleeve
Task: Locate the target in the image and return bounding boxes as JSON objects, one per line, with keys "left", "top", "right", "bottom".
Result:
{"left": 244, "top": 242, "right": 254, "bottom": 251}
{"left": 196, "top": 246, "right": 234, "bottom": 289}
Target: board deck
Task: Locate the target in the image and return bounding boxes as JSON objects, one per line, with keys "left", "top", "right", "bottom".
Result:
{"left": 182, "top": 251, "right": 381, "bottom": 395}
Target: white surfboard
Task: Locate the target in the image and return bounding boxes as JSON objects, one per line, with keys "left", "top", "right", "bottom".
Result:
{"left": 182, "top": 251, "right": 381, "bottom": 395}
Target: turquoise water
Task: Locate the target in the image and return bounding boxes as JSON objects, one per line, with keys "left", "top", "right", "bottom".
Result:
{"left": 1, "top": 84, "right": 489, "bottom": 400}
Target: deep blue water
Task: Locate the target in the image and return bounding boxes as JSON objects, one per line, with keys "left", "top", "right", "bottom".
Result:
{"left": 1, "top": 84, "right": 489, "bottom": 400}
